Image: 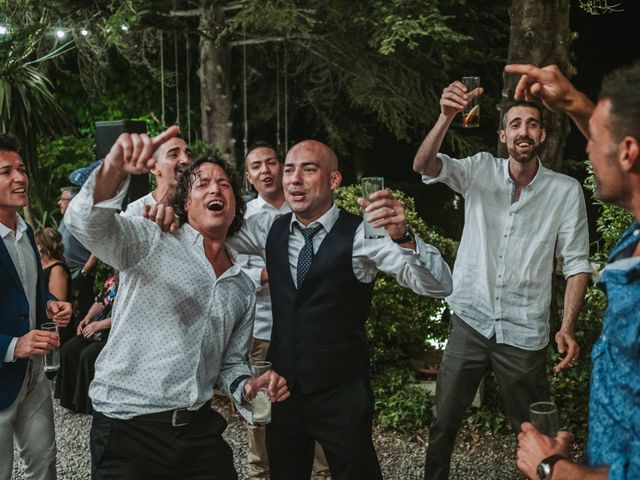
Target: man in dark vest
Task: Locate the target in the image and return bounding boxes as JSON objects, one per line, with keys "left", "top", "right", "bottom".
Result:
{"left": 227, "top": 140, "right": 453, "bottom": 479}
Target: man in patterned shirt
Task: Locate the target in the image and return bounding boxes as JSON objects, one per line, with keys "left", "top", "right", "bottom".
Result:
{"left": 64, "top": 126, "right": 289, "bottom": 479}
{"left": 508, "top": 62, "right": 640, "bottom": 480}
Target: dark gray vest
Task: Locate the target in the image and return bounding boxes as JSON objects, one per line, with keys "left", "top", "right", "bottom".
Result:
{"left": 265, "top": 209, "right": 376, "bottom": 394}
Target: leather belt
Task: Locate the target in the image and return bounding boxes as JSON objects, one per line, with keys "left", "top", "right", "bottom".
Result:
{"left": 132, "top": 400, "right": 212, "bottom": 427}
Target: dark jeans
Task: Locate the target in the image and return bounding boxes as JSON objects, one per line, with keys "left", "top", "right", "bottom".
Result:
{"left": 424, "top": 314, "right": 548, "bottom": 480}
{"left": 90, "top": 406, "right": 237, "bottom": 480}
{"left": 267, "top": 375, "right": 382, "bottom": 480}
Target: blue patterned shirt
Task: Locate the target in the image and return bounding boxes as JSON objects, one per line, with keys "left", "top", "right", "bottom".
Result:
{"left": 588, "top": 220, "right": 640, "bottom": 479}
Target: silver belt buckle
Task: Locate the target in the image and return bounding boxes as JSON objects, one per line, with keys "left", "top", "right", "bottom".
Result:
{"left": 171, "top": 409, "right": 189, "bottom": 427}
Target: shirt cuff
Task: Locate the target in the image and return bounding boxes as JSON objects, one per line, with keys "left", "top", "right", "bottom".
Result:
{"left": 3, "top": 337, "right": 18, "bottom": 363}
{"left": 230, "top": 376, "right": 253, "bottom": 423}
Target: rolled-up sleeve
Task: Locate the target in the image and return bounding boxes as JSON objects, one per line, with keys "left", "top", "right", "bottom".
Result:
{"left": 422, "top": 152, "right": 483, "bottom": 195}
{"left": 556, "top": 182, "right": 592, "bottom": 278}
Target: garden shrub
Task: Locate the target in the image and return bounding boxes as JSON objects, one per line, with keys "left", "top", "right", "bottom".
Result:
{"left": 334, "top": 184, "right": 456, "bottom": 432}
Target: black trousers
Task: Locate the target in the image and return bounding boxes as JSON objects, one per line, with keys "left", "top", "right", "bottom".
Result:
{"left": 424, "top": 314, "right": 548, "bottom": 480}
{"left": 266, "top": 375, "right": 382, "bottom": 480}
{"left": 90, "top": 406, "right": 237, "bottom": 480}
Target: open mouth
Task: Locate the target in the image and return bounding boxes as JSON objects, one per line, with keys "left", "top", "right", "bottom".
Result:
{"left": 12, "top": 187, "right": 26, "bottom": 194}
{"left": 289, "top": 190, "right": 306, "bottom": 201}
{"left": 515, "top": 138, "right": 533, "bottom": 149}
{"left": 207, "top": 200, "right": 224, "bottom": 211}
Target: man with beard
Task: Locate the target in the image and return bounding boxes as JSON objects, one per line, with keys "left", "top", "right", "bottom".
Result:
{"left": 121, "top": 134, "right": 193, "bottom": 216}
{"left": 506, "top": 62, "right": 640, "bottom": 480}
{"left": 413, "top": 83, "right": 592, "bottom": 480}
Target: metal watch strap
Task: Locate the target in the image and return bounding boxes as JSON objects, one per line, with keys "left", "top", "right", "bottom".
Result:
{"left": 536, "top": 454, "right": 566, "bottom": 480}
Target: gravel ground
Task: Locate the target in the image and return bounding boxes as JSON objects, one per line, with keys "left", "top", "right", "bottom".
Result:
{"left": 13, "top": 391, "right": 522, "bottom": 479}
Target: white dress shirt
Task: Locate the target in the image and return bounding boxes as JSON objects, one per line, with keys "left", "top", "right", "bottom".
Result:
{"left": 423, "top": 152, "right": 592, "bottom": 350}
{"left": 244, "top": 196, "right": 291, "bottom": 340}
{"left": 64, "top": 169, "right": 255, "bottom": 420}
{"left": 120, "top": 192, "right": 156, "bottom": 217}
{"left": 1, "top": 215, "right": 38, "bottom": 362}
{"left": 228, "top": 203, "right": 453, "bottom": 297}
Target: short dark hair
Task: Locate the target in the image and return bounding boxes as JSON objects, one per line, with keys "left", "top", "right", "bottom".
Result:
{"left": 501, "top": 100, "right": 545, "bottom": 130}
{"left": 0, "top": 133, "right": 21, "bottom": 153}
{"left": 170, "top": 156, "right": 246, "bottom": 237}
{"left": 246, "top": 141, "right": 281, "bottom": 163}
{"left": 599, "top": 61, "right": 640, "bottom": 143}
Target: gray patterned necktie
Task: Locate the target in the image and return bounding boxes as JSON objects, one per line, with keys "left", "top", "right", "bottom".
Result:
{"left": 295, "top": 223, "right": 323, "bottom": 287}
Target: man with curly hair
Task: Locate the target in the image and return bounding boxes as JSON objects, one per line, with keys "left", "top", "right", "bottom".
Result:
{"left": 64, "top": 126, "right": 289, "bottom": 479}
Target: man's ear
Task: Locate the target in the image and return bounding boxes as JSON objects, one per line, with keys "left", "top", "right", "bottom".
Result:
{"left": 330, "top": 170, "right": 342, "bottom": 190}
{"left": 620, "top": 136, "right": 640, "bottom": 172}
{"left": 499, "top": 129, "right": 506, "bottom": 144}
{"left": 540, "top": 128, "right": 547, "bottom": 144}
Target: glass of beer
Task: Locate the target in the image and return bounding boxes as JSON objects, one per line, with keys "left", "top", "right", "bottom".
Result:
{"left": 41, "top": 322, "right": 60, "bottom": 372}
{"left": 361, "top": 177, "right": 386, "bottom": 239}
{"left": 461, "top": 76, "right": 480, "bottom": 128}
{"left": 251, "top": 360, "right": 272, "bottom": 425}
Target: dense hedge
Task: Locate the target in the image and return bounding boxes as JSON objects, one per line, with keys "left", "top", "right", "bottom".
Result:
{"left": 334, "top": 184, "right": 456, "bottom": 433}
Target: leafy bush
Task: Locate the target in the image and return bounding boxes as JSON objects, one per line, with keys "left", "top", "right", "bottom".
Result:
{"left": 334, "top": 184, "right": 455, "bottom": 432}
{"left": 334, "top": 184, "right": 456, "bottom": 371}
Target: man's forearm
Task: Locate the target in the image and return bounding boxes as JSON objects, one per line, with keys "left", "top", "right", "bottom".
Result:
{"left": 564, "top": 91, "right": 595, "bottom": 140}
{"left": 412, "top": 113, "right": 454, "bottom": 176}
{"left": 83, "top": 254, "right": 98, "bottom": 273}
{"left": 553, "top": 459, "right": 608, "bottom": 480}
{"left": 93, "top": 161, "right": 129, "bottom": 204}
{"left": 560, "top": 272, "right": 590, "bottom": 332}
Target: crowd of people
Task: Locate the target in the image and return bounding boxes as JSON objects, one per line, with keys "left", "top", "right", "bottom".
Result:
{"left": 0, "top": 60, "right": 638, "bottom": 480}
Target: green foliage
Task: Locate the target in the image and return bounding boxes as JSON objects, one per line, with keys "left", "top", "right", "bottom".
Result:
{"left": 32, "top": 134, "right": 94, "bottom": 226}
{"left": 333, "top": 184, "right": 454, "bottom": 432}
{"left": 372, "top": 367, "right": 434, "bottom": 435}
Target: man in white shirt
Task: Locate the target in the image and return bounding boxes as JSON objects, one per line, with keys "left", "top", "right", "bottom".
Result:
{"left": 228, "top": 140, "right": 453, "bottom": 480}
{"left": 243, "top": 142, "right": 330, "bottom": 479}
{"left": 413, "top": 83, "right": 592, "bottom": 480}
{"left": 120, "top": 134, "right": 193, "bottom": 217}
{"left": 64, "top": 127, "right": 288, "bottom": 479}
{"left": 0, "top": 133, "right": 73, "bottom": 480}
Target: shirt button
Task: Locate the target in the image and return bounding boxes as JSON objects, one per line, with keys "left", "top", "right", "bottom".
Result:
{"left": 495, "top": 296, "right": 499, "bottom": 300}
{"left": 503, "top": 234, "right": 507, "bottom": 238}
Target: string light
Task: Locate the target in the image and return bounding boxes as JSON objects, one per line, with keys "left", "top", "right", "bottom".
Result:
{"left": 55, "top": 29, "right": 66, "bottom": 39}
{"left": 121, "top": 24, "right": 128, "bottom": 32}
{"left": 80, "top": 28, "right": 89, "bottom": 36}
{"left": 0, "top": 25, "right": 8, "bottom": 35}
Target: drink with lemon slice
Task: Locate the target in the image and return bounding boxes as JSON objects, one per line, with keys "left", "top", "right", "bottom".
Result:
{"left": 461, "top": 76, "right": 480, "bottom": 128}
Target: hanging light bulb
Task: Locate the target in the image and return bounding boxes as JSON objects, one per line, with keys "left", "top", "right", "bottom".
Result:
{"left": 55, "top": 29, "right": 66, "bottom": 39}
{"left": 0, "top": 25, "right": 8, "bottom": 35}
{"left": 80, "top": 28, "right": 89, "bottom": 36}
{"left": 121, "top": 24, "right": 129, "bottom": 32}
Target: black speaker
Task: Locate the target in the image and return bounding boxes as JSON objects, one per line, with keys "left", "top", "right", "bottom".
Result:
{"left": 95, "top": 120, "right": 150, "bottom": 207}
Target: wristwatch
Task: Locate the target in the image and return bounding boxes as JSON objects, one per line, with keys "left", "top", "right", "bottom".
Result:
{"left": 536, "top": 454, "right": 565, "bottom": 480}
{"left": 393, "top": 226, "right": 415, "bottom": 244}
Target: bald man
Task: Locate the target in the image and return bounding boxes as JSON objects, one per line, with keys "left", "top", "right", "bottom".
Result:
{"left": 228, "top": 140, "right": 453, "bottom": 480}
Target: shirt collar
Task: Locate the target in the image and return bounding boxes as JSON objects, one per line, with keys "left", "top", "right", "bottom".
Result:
{"left": 503, "top": 157, "right": 547, "bottom": 187}
{"left": 254, "top": 195, "right": 289, "bottom": 213}
{"left": 182, "top": 222, "right": 249, "bottom": 275}
{"left": 288, "top": 203, "right": 339, "bottom": 234}
{"left": 0, "top": 213, "right": 27, "bottom": 240}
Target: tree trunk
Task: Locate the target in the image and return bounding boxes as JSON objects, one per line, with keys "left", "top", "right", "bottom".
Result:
{"left": 499, "top": 0, "right": 575, "bottom": 172}
{"left": 501, "top": 0, "right": 576, "bottom": 336}
{"left": 198, "top": 0, "right": 236, "bottom": 164}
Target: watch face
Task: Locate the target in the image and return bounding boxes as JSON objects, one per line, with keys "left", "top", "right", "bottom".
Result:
{"left": 536, "top": 462, "right": 551, "bottom": 480}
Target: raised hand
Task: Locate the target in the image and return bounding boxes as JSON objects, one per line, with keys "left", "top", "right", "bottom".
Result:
{"left": 105, "top": 125, "right": 181, "bottom": 175}
{"left": 440, "top": 80, "right": 484, "bottom": 118}
{"left": 358, "top": 189, "right": 413, "bottom": 244}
